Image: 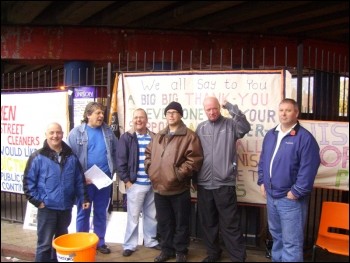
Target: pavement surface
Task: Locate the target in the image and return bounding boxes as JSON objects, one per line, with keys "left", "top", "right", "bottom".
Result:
{"left": 1, "top": 220, "right": 348, "bottom": 262}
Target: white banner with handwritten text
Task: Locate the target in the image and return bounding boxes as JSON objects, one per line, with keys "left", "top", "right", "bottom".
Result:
{"left": 116, "top": 70, "right": 348, "bottom": 204}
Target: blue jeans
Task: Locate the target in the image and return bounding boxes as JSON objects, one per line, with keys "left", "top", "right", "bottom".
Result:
{"left": 76, "top": 184, "right": 111, "bottom": 247}
{"left": 35, "top": 207, "right": 72, "bottom": 262}
{"left": 123, "top": 184, "right": 158, "bottom": 250}
{"left": 266, "top": 194, "right": 309, "bottom": 262}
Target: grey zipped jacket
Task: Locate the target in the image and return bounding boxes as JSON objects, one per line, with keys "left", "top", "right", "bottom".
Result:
{"left": 195, "top": 102, "right": 250, "bottom": 187}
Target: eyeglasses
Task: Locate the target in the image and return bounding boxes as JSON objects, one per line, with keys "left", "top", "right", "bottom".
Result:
{"left": 166, "top": 111, "right": 179, "bottom": 116}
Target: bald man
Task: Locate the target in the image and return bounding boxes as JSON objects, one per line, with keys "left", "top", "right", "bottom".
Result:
{"left": 195, "top": 97, "right": 250, "bottom": 262}
{"left": 23, "top": 122, "right": 90, "bottom": 262}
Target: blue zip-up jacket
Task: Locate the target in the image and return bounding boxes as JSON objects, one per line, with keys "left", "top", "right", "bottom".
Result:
{"left": 116, "top": 128, "right": 155, "bottom": 184}
{"left": 23, "top": 140, "right": 89, "bottom": 210}
{"left": 257, "top": 122, "right": 321, "bottom": 199}
{"left": 195, "top": 102, "right": 250, "bottom": 187}
{"left": 67, "top": 122, "right": 118, "bottom": 177}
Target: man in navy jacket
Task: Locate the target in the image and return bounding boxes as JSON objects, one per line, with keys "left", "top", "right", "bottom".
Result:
{"left": 258, "top": 98, "right": 320, "bottom": 262}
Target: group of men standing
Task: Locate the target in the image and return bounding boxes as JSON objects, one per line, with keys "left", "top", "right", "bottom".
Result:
{"left": 23, "top": 95, "right": 320, "bottom": 262}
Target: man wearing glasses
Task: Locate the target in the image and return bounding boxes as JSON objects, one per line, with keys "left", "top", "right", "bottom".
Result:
{"left": 145, "top": 101, "right": 203, "bottom": 262}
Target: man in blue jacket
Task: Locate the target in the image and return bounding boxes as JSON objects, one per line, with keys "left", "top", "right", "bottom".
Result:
{"left": 258, "top": 98, "right": 321, "bottom": 262}
{"left": 23, "top": 122, "right": 90, "bottom": 262}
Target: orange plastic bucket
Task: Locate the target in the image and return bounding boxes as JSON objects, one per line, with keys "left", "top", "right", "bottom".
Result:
{"left": 52, "top": 232, "right": 99, "bottom": 262}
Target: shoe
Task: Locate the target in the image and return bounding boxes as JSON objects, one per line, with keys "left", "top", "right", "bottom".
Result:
{"left": 176, "top": 253, "right": 187, "bottom": 262}
{"left": 154, "top": 252, "right": 176, "bottom": 262}
{"left": 122, "top": 249, "right": 134, "bottom": 257}
{"left": 151, "top": 244, "right": 162, "bottom": 250}
{"left": 96, "top": 244, "right": 111, "bottom": 254}
{"left": 202, "top": 256, "right": 220, "bottom": 262}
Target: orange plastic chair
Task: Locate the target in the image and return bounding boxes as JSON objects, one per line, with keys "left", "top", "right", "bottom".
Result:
{"left": 312, "top": 201, "right": 349, "bottom": 261}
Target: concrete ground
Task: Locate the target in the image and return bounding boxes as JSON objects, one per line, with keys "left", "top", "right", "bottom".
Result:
{"left": 1, "top": 220, "right": 348, "bottom": 262}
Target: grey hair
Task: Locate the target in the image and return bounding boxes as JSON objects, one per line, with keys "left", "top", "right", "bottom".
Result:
{"left": 133, "top": 108, "right": 148, "bottom": 117}
{"left": 82, "top": 102, "right": 105, "bottom": 123}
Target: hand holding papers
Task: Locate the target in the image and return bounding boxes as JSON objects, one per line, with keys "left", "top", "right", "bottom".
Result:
{"left": 84, "top": 165, "right": 113, "bottom": 189}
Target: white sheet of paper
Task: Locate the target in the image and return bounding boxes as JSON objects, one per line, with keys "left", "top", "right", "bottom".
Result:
{"left": 84, "top": 164, "right": 113, "bottom": 189}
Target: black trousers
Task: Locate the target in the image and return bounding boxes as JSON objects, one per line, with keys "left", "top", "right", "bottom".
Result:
{"left": 197, "top": 185, "right": 246, "bottom": 262}
{"left": 154, "top": 190, "right": 191, "bottom": 255}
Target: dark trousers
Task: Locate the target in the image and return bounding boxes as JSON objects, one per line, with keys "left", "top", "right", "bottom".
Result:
{"left": 154, "top": 190, "right": 191, "bottom": 255}
{"left": 35, "top": 207, "right": 72, "bottom": 262}
{"left": 197, "top": 185, "right": 246, "bottom": 262}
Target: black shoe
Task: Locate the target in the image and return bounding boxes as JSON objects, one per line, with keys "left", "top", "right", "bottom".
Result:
{"left": 202, "top": 256, "right": 220, "bottom": 262}
{"left": 154, "top": 252, "right": 176, "bottom": 262}
{"left": 176, "top": 253, "right": 187, "bottom": 262}
{"left": 151, "top": 244, "right": 162, "bottom": 250}
{"left": 97, "top": 244, "right": 111, "bottom": 254}
{"left": 122, "top": 249, "right": 134, "bottom": 257}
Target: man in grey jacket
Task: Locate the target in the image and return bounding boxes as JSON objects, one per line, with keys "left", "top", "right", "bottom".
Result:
{"left": 194, "top": 96, "right": 250, "bottom": 262}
